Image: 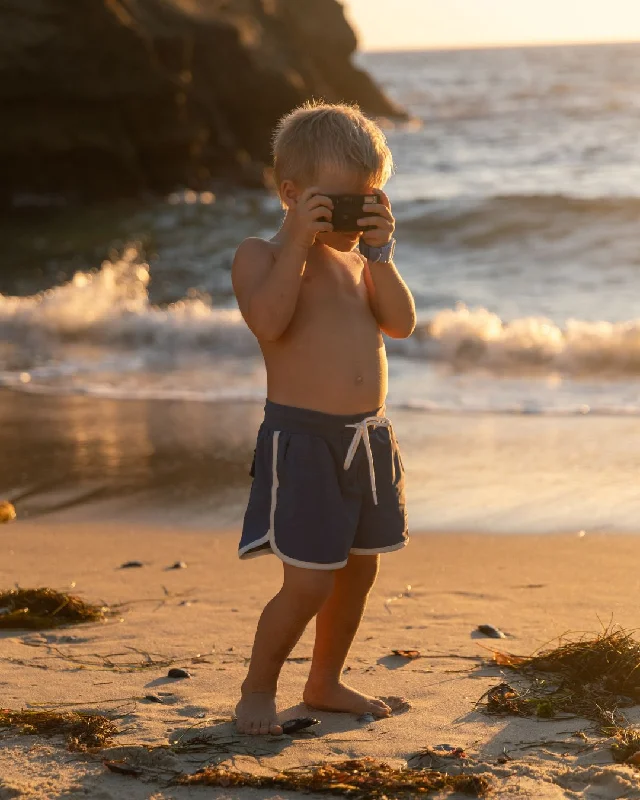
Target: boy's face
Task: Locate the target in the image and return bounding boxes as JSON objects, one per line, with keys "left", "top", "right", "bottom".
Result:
{"left": 292, "top": 163, "right": 380, "bottom": 252}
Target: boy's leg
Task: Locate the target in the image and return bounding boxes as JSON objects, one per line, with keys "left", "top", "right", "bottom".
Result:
{"left": 303, "top": 553, "right": 392, "bottom": 717}
{"left": 235, "top": 563, "right": 334, "bottom": 735}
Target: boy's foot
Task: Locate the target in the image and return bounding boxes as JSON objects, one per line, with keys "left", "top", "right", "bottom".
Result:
{"left": 235, "top": 691, "right": 283, "bottom": 735}
{"left": 303, "top": 681, "right": 393, "bottom": 717}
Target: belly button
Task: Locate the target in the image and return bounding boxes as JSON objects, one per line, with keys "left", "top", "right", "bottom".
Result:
{"left": 356, "top": 375, "right": 363, "bottom": 383}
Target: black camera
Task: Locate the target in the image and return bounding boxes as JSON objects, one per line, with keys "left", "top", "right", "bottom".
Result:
{"left": 326, "top": 194, "right": 380, "bottom": 232}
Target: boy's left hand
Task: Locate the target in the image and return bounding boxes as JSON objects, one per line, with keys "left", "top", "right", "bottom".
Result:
{"left": 358, "top": 189, "right": 395, "bottom": 248}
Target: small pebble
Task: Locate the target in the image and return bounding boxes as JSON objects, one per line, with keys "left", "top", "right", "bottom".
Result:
{"left": 120, "top": 560, "right": 144, "bottom": 569}
{"left": 281, "top": 717, "right": 320, "bottom": 734}
{"left": 169, "top": 561, "right": 187, "bottom": 570}
{"left": 358, "top": 713, "right": 376, "bottom": 724}
{"left": 168, "top": 667, "right": 191, "bottom": 679}
{"left": 144, "top": 694, "right": 164, "bottom": 704}
{"left": 477, "top": 624, "right": 506, "bottom": 639}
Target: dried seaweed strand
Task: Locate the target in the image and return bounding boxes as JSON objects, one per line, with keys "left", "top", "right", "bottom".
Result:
{"left": 0, "top": 708, "right": 118, "bottom": 751}
{"left": 480, "top": 623, "right": 640, "bottom": 762}
{"left": 175, "top": 757, "right": 490, "bottom": 797}
{"left": 0, "top": 588, "right": 107, "bottom": 630}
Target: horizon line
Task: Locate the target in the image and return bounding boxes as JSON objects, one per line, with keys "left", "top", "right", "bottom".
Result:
{"left": 359, "top": 37, "right": 640, "bottom": 55}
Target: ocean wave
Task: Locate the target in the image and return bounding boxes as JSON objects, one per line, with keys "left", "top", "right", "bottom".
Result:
{"left": 4, "top": 253, "right": 640, "bottom": 378}
{"left": 0, "top": 245, "right": 257, "bottom": 356}
{"left": 389, "top": 304, "right": 640, "bottom": 375}
{"left": 395, "top": 193, "right": 640, "bottom": 248}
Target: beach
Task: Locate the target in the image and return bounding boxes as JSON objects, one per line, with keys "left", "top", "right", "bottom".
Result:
{"left": 3, "top": 518, "right": 640, "bottom": 799}
{"left": 5, "top": 34, "right": 640, "bottom": 800}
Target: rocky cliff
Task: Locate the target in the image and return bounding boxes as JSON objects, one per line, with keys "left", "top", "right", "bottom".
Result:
{"left": 0, "top": 0, "right": 404, "bottom": 204}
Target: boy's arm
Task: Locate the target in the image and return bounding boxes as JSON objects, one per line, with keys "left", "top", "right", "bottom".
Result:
{"left": 358, "top": 189, "right": 416, "bottom": 339}
{"left": 232, "top": 188, "right": 333, "bottom": 342}
{"left": 362, "top": 258, "right": 416, "bottom": 339}
{"left": 232, "top": 237, "right": 307, "bottom": 342}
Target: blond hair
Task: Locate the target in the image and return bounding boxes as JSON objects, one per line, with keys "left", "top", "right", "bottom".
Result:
{"left": 272, "top": 101, "right": 393, "bottom": 191}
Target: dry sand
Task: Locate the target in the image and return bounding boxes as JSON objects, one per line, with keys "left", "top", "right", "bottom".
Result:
{"left": 2, "top": 521, "right": 640, "bottom": 799}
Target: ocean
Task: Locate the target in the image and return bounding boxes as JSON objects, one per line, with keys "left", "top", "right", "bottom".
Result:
{"left": 3, "top": 43, "right": 640, "bottom": 533}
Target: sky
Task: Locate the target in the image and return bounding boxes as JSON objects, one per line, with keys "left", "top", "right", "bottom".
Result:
{"left": 342, "top": 0, "right": 640, "bottom": 51}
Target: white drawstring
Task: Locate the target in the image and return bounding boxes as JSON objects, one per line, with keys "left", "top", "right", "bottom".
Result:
{"left": 343, "top": 416, "right": 392, "bottom": 505}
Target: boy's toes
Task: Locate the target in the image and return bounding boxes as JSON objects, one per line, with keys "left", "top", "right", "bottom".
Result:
{"left": 235, "top": 691, "right": 279, "bottom": 735}
{"left": 369, "top": 701, "right": 391, "bottom": 717}
{"left": 269, "top": 722, "right": 283, "bottom": 735}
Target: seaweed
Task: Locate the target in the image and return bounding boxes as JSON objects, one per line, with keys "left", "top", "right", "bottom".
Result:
{"left": 0, "top": 588, "right": 108, "bottom": 629}
{"left": 175, "top": 756, "right": 490, "bottom": 797}
{"left": 480, "top": 622, "right": 640, "bottom": 762}
{"left": 0, "top": 708, "right": 118, "bottom": 751}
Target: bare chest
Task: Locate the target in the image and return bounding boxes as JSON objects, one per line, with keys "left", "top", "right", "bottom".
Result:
{"left": 297, "top": 253, "right": 368, "bottom": 313}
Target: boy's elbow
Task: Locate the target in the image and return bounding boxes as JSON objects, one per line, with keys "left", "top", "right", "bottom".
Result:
{"left": 383, "top": 311, "right": 416, "bottom": 339}
{"left": 259, "top": 325, "right": 284, "bottom": 343}
{"left": 250, "top": 306, "right": 286, "bottom": 342}
{"left": 384, "top": 324, "right": 415, "bottom": 339}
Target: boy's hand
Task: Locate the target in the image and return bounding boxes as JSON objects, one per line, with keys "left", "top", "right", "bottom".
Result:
{"left": 358, "top": 189, "right": 395, "bottom": 249}
{"left": 287, "top": 187, "right": 334, "bottom": 248}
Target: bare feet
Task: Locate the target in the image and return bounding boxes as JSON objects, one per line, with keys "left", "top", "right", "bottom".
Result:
{"left": 303, "top": 681, "right": 392, "bottom": 717}
{"left": 235, "top": 690, "right": 283, "bottom": 735}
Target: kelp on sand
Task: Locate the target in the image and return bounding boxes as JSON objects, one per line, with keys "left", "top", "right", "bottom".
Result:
{"left": 0, "top": 708, "right": 118, "bottom": 751}
{"left": 175, "top": 757, "right": 490, "bottom": 797}
{"left": 480, "top": 623, "right": 640, "bottom": 762}
{"left": 0, "top": 588, "right": 108, "bottom": 629}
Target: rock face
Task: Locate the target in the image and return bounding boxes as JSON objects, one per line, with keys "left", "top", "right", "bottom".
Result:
{"left": 0, "top": 0, "right": 404, "bottom": 204}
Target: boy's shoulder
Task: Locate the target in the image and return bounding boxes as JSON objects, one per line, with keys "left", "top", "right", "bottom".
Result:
{"left": 235, "top": 236, "right": 278, "bottom": 255}
{"left": 232, "top": 237, "right": 277, "bottom": 271}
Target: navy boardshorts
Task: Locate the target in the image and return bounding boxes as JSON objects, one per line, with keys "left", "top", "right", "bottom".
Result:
{"left": 238, "top": 400, "right": 409, "bottom": 570}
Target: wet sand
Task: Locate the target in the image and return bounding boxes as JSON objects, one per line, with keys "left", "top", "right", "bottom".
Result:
{"left": 4, "top": 386, "right": 640, "bottom": 534}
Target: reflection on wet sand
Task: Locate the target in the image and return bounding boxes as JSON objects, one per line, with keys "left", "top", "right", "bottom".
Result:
{"left": 0, "top": 389, "right": 263, "bottom": 524}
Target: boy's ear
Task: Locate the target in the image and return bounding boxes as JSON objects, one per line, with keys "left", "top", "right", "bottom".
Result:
{"left": 280, "top": 179, "right": 298, "bottom": 209}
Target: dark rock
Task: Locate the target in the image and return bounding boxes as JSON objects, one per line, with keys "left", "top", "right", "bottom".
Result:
{"left": 477, "top": 624, "right": 507, "bottom": 639}
{"left": 168, "top": 561, "right": 187, "bottom": 570}
{"left": 167, "top": 667, "right": 191, "bottom": 679}
{"left": 281, "top": 716, "right": 320, "bottom": 734}
{"left": 1, "top": 0, "right": 405, "bottom": 205}
{"left": 144, "top": 694, "right": 164, "bottom": 703}
{"left": 120, "top": 560, "right": 144, "bottom": 569}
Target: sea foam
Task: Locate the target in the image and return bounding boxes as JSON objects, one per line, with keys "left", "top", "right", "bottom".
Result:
{"left": 4, "top": 249, "right": 640, "bottom": 378}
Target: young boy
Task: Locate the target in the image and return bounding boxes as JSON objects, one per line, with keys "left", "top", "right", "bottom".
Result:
{"left": 232, "top": 102, "right": 416, "bottom": 736}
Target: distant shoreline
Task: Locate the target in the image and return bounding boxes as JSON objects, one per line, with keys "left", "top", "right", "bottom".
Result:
{"left": 360, "top": 38, "right": 640, "bottom": 56}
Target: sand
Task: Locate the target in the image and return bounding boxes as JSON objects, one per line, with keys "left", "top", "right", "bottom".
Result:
{"left": 2, "top": 521, "right": 640, "bottom": 799}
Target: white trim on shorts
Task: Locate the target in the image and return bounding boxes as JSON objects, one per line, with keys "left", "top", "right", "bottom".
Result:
{"left": 239, "top": 430, "right": 349, "bottom": 571}
{"left": 350, "top": 540, "right": 409, "bottom": 555}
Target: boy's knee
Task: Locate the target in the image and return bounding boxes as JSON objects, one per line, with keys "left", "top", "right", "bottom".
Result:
{"left": 344, "top": 553, "right": 380, "bottom": 592}
{"left": 282, "top": 566, "right": 334, "bottom": 612}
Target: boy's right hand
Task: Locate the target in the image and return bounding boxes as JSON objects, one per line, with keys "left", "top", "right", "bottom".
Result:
{"left": 287, "top": 187, "right": 333, "bottom": 248}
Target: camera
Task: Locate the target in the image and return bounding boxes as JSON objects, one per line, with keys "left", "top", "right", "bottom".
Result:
{"left": 326, "top": 194, "right": 379, "bottom": 232}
